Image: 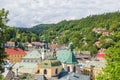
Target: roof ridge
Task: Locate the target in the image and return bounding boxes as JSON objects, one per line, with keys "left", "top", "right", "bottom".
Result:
{"left": 64, "top": 50, "right": 78, "bottom": 64}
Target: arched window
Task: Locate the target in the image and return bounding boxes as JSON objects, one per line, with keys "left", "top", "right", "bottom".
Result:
{"left": 73, "top": 66, "right": 76, "bottom": 72}
{"left": 67, "top": 66, "right": 70, "bottom": 72}
{"left": 37, "top": 70, "right": 40, "bottom": 74}
{"left": 55, "top": 68, "right": 58, "bottom": 74}
{"left": 44, "top": 69, "right": 47, "bottom": 74}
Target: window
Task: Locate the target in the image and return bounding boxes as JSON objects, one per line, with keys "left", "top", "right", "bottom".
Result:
{"left": 67, "top": 66, "right": 70, "bottom": 72}
{"left": 37, "top": 70, "right": 40, "bottom": 74}
{"left": 44, "top": 69, "right": 47, "bottom": 74}
{"left": 73, "top": 66, "right": 76, "bottom": 72}
{"left": 55, "top": 68, "right": 58, "bottom": 74}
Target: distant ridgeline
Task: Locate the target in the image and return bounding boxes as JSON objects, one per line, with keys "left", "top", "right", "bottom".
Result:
{"left": 7, "top": 11, "right": 120, "bottom": 55}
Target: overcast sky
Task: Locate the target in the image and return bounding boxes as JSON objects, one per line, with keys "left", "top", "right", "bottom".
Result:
{"left": 0, "top": 0, "right": 120, "bottom": 27}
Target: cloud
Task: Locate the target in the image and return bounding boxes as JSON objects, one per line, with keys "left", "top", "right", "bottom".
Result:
{"left": 0, "top": 0, "right": 120, "bottom": 27}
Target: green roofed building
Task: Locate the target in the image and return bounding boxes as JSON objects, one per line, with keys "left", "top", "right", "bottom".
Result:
{"left": 12, "top": 50, "right": 42, "bottom": 75}
{"left": 37, "top": 56, "right": 63, "bottom": 78}
{"left": 57, "top": 42, "right": 78, "bottom": 73}
{"left": 22, "top": 50, "right": 42, "bottom": 63}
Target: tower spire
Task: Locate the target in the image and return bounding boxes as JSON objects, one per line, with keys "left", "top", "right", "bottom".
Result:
{"left": 69, "top": 42, "right": 74, "bottom": 52}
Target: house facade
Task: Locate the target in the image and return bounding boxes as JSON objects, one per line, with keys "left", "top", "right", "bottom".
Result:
{"left": 5, "top": 48, "right": 26, "bottom": 63}
{"left": 37, "top": 56, "right": 63, "bottom": 78}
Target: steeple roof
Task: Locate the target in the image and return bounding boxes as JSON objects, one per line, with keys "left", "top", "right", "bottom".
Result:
{"left": 57, "top": 42, "right": 78, "bottom": 64}
{"left": 57, "top": 50, "right": 78, "bottom": 64}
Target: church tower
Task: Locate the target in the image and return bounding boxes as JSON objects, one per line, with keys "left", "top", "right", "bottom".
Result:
{"left": 57, "top": 42, "right": 78, "bottom": 73}
{"left": 41, "top": 38, "right": 50, "bottom": 60}
{"left": 41, "top": 39, "right": 47, "bottom": 60}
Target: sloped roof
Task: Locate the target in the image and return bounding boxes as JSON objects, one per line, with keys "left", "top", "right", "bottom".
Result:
{"left": 13, "top": 62, "right": 37, "bottom": 69}
{"left": 39, "top": 56, "right": 62, "bottom": 68}
{"left": 13, "top": 62, "right": 37, "bottom": 74}
{"left": 31, "top": 42, "right": 42, "bottom": 45}
{"left": 84, "top": 61, "right": 106, "bottom": 68}
{"left": 96, "top": 53, "right": 105, "bottom": 57}
{"left": 6, "top": 42, "right": 15, "bottom": 44}
{"left": 59, "top": 72, "right": 90, "bottom": 80}
{"left": 27, "top": 44, "right": 32, "bottom": 47}
{"left": 29, "top": 74, "right": 46, "bottom": 80}
{"left": 50, "top": 44, "right": 62, "bottom": 50}
{"left": 5, "top": 48, "right": 26, "bottom": 55}
{"left": 23, "top": 50, "right": 41, "bottom": 59}
{"left": 57, "top": 50, "right": 78, "bottom": 64}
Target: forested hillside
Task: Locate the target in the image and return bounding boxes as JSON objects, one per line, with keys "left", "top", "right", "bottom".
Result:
{"left": 39, "top": 12, "right": 120, "bottom": 55}
{"left": 5, "top": 24, "right": 52, "bottom": 42}
{"left": 6, "top": 11, "right": 120, "bottom": 56}
{"left": 27, "top": 24, "right": 54, "bottom": 35}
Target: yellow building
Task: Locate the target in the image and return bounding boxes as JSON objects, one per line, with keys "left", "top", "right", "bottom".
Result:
{"left": 5, "top": 48, "right": 26, "bottom": 63}
{"left": 36, "top": 57, "right": 63, "bottom": 78}
{"left": 82, "top": 61, "right": 106, "bottom": 80}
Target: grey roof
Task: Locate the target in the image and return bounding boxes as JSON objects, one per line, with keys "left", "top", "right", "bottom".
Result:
{"left": 59, "top": 72, "right": 90, "bottom": 80}
{"left": 29, "top": 74, "right": 47, "bottom": 80}
{"left": 84, "top": 61, "right": 106, "bottom": 68}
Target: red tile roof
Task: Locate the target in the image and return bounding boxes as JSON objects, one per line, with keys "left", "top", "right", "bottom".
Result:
{"left": 96, "top": 53, "right": 105, "bottom": 57}
{"left": 5, "top": 48, "right": 26, "bottom": 55}
{"left": 96, "top": 53, "right": 105, "bottom": 61}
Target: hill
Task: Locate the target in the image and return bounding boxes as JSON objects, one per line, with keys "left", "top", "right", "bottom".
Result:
{"left": 39, "top": 12, "right": 120, "bottom": 55}
{"left": 29, "top": 24, "right": 54, "bottom": 35}
{"left": 6, "top": 11, "right": 120, "bottom": 55}
{"left": 6, "top": 24, "right": 53, "bottom": 42}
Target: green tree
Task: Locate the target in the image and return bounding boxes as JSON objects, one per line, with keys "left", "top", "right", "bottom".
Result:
{"left": 0, "top": 8, "right": 8, "bottom": 72}
{"left": 97, "top": 41, "right": 120, "bottom": 80}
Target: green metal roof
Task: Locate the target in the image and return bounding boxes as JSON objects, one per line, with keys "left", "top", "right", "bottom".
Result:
{"left": 39, "top": 56, "right": 62, "bottom": 68}
{"left": 23, "top": 50, "right": 41, "bottom": 59}
{"left": 57, "top": 50, "right": 78, "bottom": 64}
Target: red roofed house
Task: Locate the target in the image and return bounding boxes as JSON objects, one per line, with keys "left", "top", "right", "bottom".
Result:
{"left": 102, "top": 32, "right": 109, "bottom": 36}
{"left": 5, "top": 48, "right": 26, "bottom": 63}
{"left": 94, "top": 41, "right": 100, "bottom": 46}
{"left": 5, "top": 42, "right": 15, "bottom": 47}
{"left": 31, "top": 42, "right": 42, "bottom": 46}
{"left": 96, "top": 48, "right": 106, "bottom": 61}
{"left": 50, "top": 44, "right": 62, "bottom": 51}
{"left": 31, "top": 42, "right": 42, "bottom": 49}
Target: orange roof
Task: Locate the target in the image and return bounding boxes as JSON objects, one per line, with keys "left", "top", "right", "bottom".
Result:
{"left": 31, "top": 42, "right": 42, "bottom": 45}
{"left": 6, "top": 42, "right": 15, "bottom": 44}
{"left": 95, "top": 41, "right": 100, "bottom": 45}
{"left": 5, "top": 48, "right": 26, "bottom": 55}
{"left": 50, "top": 44, "right": 62, "bottom": 50}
